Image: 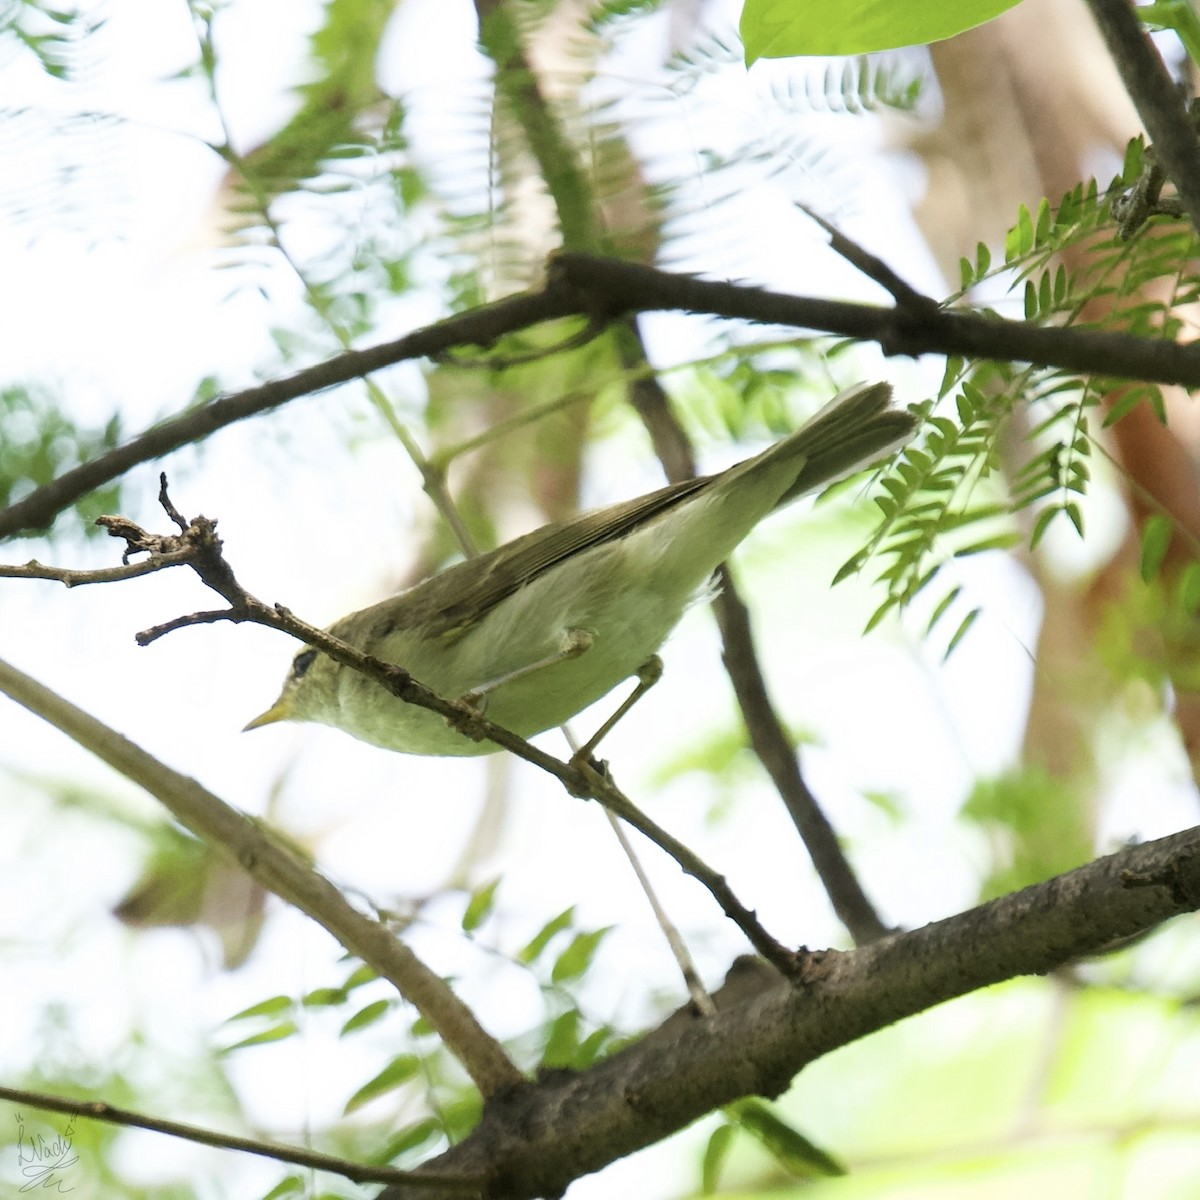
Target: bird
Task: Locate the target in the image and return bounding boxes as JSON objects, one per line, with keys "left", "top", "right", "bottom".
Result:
{"left": 245, "top": 381, "right": 915, "bottom": 756}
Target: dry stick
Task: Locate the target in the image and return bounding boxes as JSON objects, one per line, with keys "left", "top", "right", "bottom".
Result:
{"left": 0, "top": 1086, "right": 478, "bottom": 1191}
{"left": 0, "top": 654, "right": 522, "bottom": 1099}
{"left": 1084, "top": 0, "right": 1200, "bottom": 236}
{"left": 620, "top": 329, "right": 889, "bottom": 944}
{"left": 8, "top": 256, "right": 1200, "bottom": 543}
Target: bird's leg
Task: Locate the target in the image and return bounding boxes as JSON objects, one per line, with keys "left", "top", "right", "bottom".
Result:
{"left": 570, "top": 654, "right": 663, "bottom": 765}
{"left": 458, "top": 627, "right": 594, "bottom": 711}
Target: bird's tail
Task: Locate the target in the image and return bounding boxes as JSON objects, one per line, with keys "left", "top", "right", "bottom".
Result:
{"left": 772, "top": 381, "right": 917, "bottom": 506}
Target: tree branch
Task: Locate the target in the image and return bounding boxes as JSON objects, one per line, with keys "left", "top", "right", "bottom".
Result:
{"left": 0, "top": 492, "right": 802, "bottom": 976}
{"left": 0, "top": 288, "right": 572, "bottom": 540}
{"left": 6, "top": 253, "right": 1200, "bottom": 542}
{"left": 0, "top": 653, "right": 524, "bottom": 1098}
{"left": 0, "top": 1086, "right": 478, "bottom": 1190}
{"left": 617, "top": 324, "right": 889, "bottom": 944}
{"left": 1085, "top": 0, "right": 1200, "bottom": 234}
{"left": 550, "top": 253, "right": 1200, "bottom": 384}
{"left": 374, "top": 826, "right": 1200, "bottom": 1199}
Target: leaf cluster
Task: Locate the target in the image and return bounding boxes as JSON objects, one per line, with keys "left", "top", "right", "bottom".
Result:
{"left": 841, "top": 143, "right": 1200, "bottom": 652}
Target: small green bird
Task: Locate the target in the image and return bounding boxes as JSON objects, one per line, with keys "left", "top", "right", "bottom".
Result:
{"left": 246, "top": 381, "right": 915, "bottom": 756}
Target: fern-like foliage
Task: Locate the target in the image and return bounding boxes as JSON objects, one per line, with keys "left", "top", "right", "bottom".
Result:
{"left": 842, "top": 138, "right": 1200, "bottom": 653}
{"left": 0, "top": 0, "right": 93, "bottom": 79}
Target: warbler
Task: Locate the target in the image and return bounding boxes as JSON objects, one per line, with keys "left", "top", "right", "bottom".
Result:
{"left": 246, "top": 381, "right": 914, "bottom": 756}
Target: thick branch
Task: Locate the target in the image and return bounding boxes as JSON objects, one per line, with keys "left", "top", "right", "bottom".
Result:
{"left": 377, "top": 826, "right": 1200, "bottom": 1199}
{"left": 550, "top": 253, "right": 1200, "bottom": 384}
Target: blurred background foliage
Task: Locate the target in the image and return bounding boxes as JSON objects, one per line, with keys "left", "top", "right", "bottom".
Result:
{"left": 5, "top": 0, "right": 1200, "bottom": 1197}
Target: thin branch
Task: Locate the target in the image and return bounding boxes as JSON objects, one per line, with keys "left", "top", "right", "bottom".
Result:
{"left": 0, "top": 551, "right": 192, "bottom": 585}
{"left": 617, "top": 323, "right": 889, "bottom": 944}
{"left": 1085, "top": 0, "right": 1200, "bottom": 234}
{"left": 0, "top": 654, "right": 523, "bottom": 1098}
{"left": 798, "top": 202, "right": 935, "bottom": 311}
{"left": 711, "top": 565, "right": 890, "bottom": 943}
{"left": 475, "top": 0, "right": 601, "bottom": 250}
{"left": 1, "top": 492, "right": 800, "bottom": 975}
{"left": 0, "top": 1086, "right": 479, "bottom": 1190}
{"left": 0, "top": 287, "right": 572, "bottom": 540}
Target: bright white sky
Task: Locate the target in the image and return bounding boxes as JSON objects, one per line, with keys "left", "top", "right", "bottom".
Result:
{"left": 3, "top": 1, "right": 1197, "bottom": 1196}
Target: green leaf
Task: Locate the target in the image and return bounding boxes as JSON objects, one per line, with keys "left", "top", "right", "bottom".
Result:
{"left": 519, "top": 906, "right": 576, "bottom": 964}
{"left": 926, "top": 586, "right": 962, "bottom": 634}
{"left": 1030, "top": 506, "right": 1060, "bottom": 549}
{"left": 340, "top": 998, "right": 392, "bottom": 1035}
{"left": 954, "top": 531, "right": 1024, "bottom": 557}
{"left": 462, "top": 877, "right": 501, "bottom": 932}
{"left": 1037, "top": 269, "right": 1052, "bottom": 316}
{"left": 551, "top": 928, "right": 612, "bottom": 983}
{"left": 740, "top": 0, "right": 1022, "bottom": 61}
{"left": 944, "top": 607, "right": 981, "bottom": 660}
{"left": 725, "top": 1098, "right": 846, "bottom": 1177}
{"left": 302, "top": 987, "right": 346, "bottom": 1008}
{"left": 380, "top": 1117, "right": 442, "bottom": 1162}
{"left": 221, "top": 1020, "right": 299, "bottom": 1054}
{"left": 701, "top": 1123, "right": 736, "bottom": 1194}
{"left": 343, "top": 1054, "right": 421, "bottom": 1114}
{"left": 1023, "top": 279, "right": 1038, "bottom": 320}
{"left": 1065, "top": 501, "right": 1084, "bottom": 537}
{"left": 864, "top": 595, "right": 897, "bottom": 633}
{"left": 1034, "top": 196, "right": 1052, "bottom": 246}
{"left": 1012, "top": 202, "right": 1035, "bottom": 259}
{"left": 862, "top": 790, "right": 905, "bottom": 821}
{"left": 343, "top": 963, "right": 379, "bottom": 991}
{"left": 1140, "top": 514, "right": 1173, "bottom": 581}
{"left": 543, "top": 1010, "right": 582, "bottom": 1067}
{"left": 1180, "top": 562, "right": 1200, "bottom": 614}
{"left": 261, "top": 1176, "right": 306, "bottom": 1200}
{"left": 1122, "top": 134, "right": 1146, "bottom": 182}
{"left": 226, "top": 995, "right": 294, "bottom": 1023}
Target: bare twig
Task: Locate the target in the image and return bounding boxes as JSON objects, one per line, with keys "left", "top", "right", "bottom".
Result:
{"left": 798, "top": 203, "right": 936, "bottom": 312}
{"left": 0, "top": 1086, "right": 479, "bottom": 1190}
{"left": 0, "top": 552, "right": 192, "bottom": 586}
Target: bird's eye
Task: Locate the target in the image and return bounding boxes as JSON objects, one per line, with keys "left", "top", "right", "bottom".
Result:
{"left": 292, "top": 649, "right": 318, "bottom": 679}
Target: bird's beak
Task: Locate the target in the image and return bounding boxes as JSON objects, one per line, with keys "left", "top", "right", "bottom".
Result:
{"left": 243, "top": 697, "right": 291, "bottom": 732}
